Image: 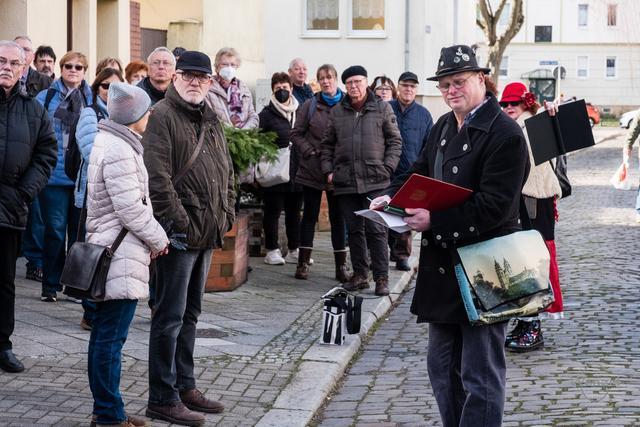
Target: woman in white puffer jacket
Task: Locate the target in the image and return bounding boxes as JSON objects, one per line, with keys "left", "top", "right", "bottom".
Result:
{"left": 85, "top": 82, "right": 168, "bottom": 427}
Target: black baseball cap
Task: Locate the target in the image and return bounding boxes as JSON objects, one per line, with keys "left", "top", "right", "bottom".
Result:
{"left": 176, "top": 51, "right": 212, "bottom": 75}
{"left": 398, "top": 71, "right": 419, "bottom": 84}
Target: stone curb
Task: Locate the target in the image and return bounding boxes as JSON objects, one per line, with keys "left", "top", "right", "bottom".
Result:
{"left": 256, "top": 247, "right": 419, "bottom": 427}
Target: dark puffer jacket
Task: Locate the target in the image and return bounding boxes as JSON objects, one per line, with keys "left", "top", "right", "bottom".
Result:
{"left": 143, "top": 84, "right": 235, "bottom": 250}
{"left": 24, "top": 67, "right": 52, "bottom": 98}
{"left": 0, "top": 83, "right": 57, "bottom": 230}
{"left": 320, "top": 89, "right": 402, "bottom": 195}
{"left": 290, "top": 92, "right": 338, "bottom": 190}
{"left": 258, "top": 101, "right": 302, "bottom": 193}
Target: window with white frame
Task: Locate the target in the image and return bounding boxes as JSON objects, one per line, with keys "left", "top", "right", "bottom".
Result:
{"left": 499, "top": 56, "right": 509, "bottom": 77}
{"left": 498, "top": 3, "right": 511, "bottom": 27}
{"left": 606, "top": 56, "right": 617, "bottom": 78}
{"left": 607, "top": 3, "right": 617, "bottom": 26}
{"left": 577, "top": 55, "right": 589, "bottom": 78}
{"left": 349, "top": 0, "right": 385, "bottom": 35}
{"left": 578, "top": 4, "right": 588, "bottom": 27}
{"left": 305, "top": 0, "right": 340, "bottom": 33}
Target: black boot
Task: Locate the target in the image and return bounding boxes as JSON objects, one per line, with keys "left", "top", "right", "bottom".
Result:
{"left": 506, "top": 319, "right": 543, "bottom": 353}
{"left": 505, "top": 319, "right": 528, "bottom": 344}
{"left": 295, "top": 247, "right": 312, "bottom": 280}
{"left": 333, "top": 250, "right": 351, "bottom": 283}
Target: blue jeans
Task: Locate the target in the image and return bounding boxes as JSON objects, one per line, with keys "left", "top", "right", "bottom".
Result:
{"left": 635, "top": 186, "right": 640, "bottom": 213}
{"left": 22, "top": 197, "right": 44, "bottom": 269}
{"left": 88, "top": 299, "right": 138, "bottom": 424}
{"left": 39, "top": 186, "right": 80, "bottom": 294}
{"left": 427, "top": 322, "right": 508, "bottom": 427}
{"left": 148, "top": 249, "right": 212, "bottom": 404}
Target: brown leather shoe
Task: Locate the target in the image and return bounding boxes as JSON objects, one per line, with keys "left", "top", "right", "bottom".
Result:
{"left": 342, "top": 272, "right": 369, "bottom": 291}
{"left": 374, "top": 277, "right": 390, "bottom": 296}
{"left": 91, "top": 414, "right": 149, "bottom": 427}
{"left": 180, "top": 388, "right": 224, "bottom": 414}
{"left": 145, "top": 401, "right": 205, "bottom": 426}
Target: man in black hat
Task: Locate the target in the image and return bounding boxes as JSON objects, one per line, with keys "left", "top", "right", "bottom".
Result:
{"left": 371, "top": 45, "right": 530, "bottom": 426}
{"left": 320, "top": 65, "right": 402, "bottom": 296}
{"left": 387, "top": 71, "right": 433, "bottom": 271}
{"left": 144, "top": 50, "right": 235, "bottom": 426}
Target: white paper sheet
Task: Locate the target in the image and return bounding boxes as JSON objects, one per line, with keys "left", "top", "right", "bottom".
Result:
{"left": 354, "top": 209, "right": 412, "bottom": 233}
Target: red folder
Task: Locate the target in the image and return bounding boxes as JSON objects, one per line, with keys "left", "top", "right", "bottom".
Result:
{"left": 377, "top": 173, "right": 472, "bottom": 213}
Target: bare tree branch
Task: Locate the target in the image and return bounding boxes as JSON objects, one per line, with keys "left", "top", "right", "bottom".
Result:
{"left": 475, "top": 0, "right": 525, "bottom": 85}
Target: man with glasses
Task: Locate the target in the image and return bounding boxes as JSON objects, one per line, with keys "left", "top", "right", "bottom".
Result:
{"left": 0, "top": 40, "right": 56, "bottom": 373}
{"left": 144, "top": 51, "right": 235, "bottom": 426}
{"left": 387, "top": 71, "right": 433, "bottom": 272}
{"left": 320, "top": 65, "right": 402, "bottom": 296}
{"left": 371, "top": 45, "right": 530, "bottom": 426}
{"left": 14, "top": 36, "right": 52, "bottom": 97}
{"left": 138, "top": 46, "right": 176, "bottom": 105}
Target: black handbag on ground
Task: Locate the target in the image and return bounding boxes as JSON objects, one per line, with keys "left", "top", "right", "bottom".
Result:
{"left": 60, "top": 192, "right": 128, "bottom": 300}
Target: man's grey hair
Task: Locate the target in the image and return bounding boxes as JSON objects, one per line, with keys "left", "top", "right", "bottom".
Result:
{"left": 288, "top": 57, "right": 306, "bottom": 70}
{"left": 13, "top": 35, "right": 32, "bottom": 44}
{"left": 0, "top": 40, "right": 26, "bottom": 62}
{"left": 147, "top": 46, "right": 176, "bottom": 66}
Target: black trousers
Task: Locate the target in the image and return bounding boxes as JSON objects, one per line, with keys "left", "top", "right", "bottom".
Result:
{"left": 427, "top": 322, "right": 508, "bottom": 427}
{"left": 300, "top": 186, "right": 346, "bottom": 250}
{"left": 336, "top": 192, "right": 389, "bottom": 280}
{"left": 0, "top": 228, "right": 21, "bottom": 351}
{"left": 262, "top": 191, "right": 303, "bottom": 251}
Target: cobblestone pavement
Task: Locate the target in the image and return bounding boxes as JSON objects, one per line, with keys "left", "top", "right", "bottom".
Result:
{"left": 315, "top": 132, "right": 640, "bottom": 426}
{"left": 0, "top": 228, "right": 417, "bottom": 427}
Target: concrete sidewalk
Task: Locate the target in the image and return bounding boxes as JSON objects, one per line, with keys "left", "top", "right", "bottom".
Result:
{"left": 0, "top": 233, "right": 418, "bottom": 426}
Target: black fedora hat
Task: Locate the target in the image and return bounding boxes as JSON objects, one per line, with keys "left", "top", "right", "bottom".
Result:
{"left": 426, "top": 45, "right": 490, "bottom": 81}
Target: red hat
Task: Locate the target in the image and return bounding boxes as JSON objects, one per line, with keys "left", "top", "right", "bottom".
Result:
{"left": 500, "top": 82, "right": 528, "bottom": 103}
{"left": 500, "top": 81, "right": 537, "bottom": 108}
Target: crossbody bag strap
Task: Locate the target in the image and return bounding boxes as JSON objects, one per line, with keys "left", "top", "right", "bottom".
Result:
{"left": 109, "top": 228, "right": 129, "bottom": 254}
{"left": 433, "top": 121, "right": 450, "bottom": 181}
{"left": 172, "top": 116, "right": 208, "bottom": 186}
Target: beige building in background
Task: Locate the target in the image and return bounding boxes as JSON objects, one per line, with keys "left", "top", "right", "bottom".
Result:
{"left": 0, "top": 0, "right": 130, "bottom": 81}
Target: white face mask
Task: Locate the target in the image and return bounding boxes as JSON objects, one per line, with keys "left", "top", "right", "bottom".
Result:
{"left": 219, "top": 66, "right": 236, "bottom": 82}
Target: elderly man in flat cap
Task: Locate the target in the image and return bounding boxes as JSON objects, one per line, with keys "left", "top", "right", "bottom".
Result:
{"left": 371, "top": 45, "right": 530, "bottom": 426}
{"left": 320, "top": 65, "right": 402, "bottom": 297}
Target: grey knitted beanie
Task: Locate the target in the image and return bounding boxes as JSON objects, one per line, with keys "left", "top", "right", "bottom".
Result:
{"left": 107, "top": 82, "right": 151, "bottom": 125}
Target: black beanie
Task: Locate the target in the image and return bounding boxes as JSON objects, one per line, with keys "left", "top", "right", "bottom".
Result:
{"left": 341, "top": 65, "right": 368, "bottom": 84}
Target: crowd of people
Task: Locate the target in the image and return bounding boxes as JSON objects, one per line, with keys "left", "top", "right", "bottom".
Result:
{"left": 0, "top": 35, "right": 572, "bottom": 427}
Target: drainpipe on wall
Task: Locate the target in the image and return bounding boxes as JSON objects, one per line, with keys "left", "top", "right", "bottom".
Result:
{"left": 404, "top": 0, "right": 410, "bottom": 71}
{"left": 453, "top": 0, "right": 459, "bottom": 43}
{"left": 67, "top": 0, "right": 73, "bottom": 51}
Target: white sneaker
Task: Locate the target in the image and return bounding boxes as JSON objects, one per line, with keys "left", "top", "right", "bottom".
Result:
{"left": 264, "top": 249, "right": 285, "bottom": 265}
{"left": 284, "top": 248, "right": 298, "bottom": 264}
{"left": 284, "top": 248, "right": 314, "bottom": 265}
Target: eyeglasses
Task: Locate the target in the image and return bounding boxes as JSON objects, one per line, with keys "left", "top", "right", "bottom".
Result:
{"left": 436, "top": 74, "right": 474, "bottom": 93}
{"left": 375, "top": 86, "right": 393, "bottom": 92}
{"left": 177, "top": 71, "right": 211, "bottom": 84}
{"left": 0, "top": 57, "right": 23, "bottom": 70}
{"left": 63, "top": 63, "right": 84, "bottom": 71}
{"left": 345, "top": 78, "right": 365, "bottom": 87}
{"left": 499, "top": 101, "right": 522, "bottom": 108}
{"left": 99, "top": 83, "right": 111, "bottom": 90}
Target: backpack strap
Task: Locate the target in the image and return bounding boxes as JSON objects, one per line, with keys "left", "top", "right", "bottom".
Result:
{"left": 43, "top": 87, "right": 56, "bottom": 110}
{"left": 307, "top": 96, "right": 318, "bottom": 122}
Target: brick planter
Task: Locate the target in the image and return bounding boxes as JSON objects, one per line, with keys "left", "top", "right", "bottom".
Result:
{"left": 205, "top": 212, "right": 249, "bottom": 292}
